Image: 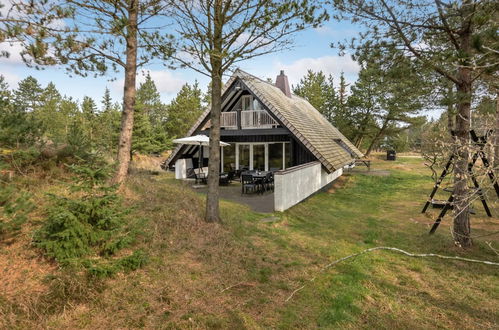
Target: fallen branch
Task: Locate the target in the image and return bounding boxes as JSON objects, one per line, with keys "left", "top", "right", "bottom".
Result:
{"left": 485, "top": 242, "right": 499, "bottom": 256}
{"left": 285, "top": 246, "right": 499, "bottom": 302}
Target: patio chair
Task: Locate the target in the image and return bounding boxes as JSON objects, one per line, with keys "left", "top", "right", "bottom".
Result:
{"left": 219, "top": 171, "right": 234, "bottom": 186}
{"left": 264, "top": 172, "right": 274, "bottom": 192}
{"left": 194, "top": 171, "right": 207, "bottom": 184}
{"left": 241, "top": 174, "right": 258, "bottom": 194}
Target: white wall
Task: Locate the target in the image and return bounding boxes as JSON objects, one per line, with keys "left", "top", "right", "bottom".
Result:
{"left": 175, "top": 158, "right": 192, "bottom": 179}
{"left": 274, "top": 162, "right": 342, "bottom": 212}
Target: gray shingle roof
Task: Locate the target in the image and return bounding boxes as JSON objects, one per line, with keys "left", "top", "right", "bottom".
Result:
{"left": 164, "top": 69, "right": 363, "bottom": 171}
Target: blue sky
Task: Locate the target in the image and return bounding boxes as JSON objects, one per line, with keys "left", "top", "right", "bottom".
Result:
{"left": 0, "top": 19, "right": 361, "bottom": 106}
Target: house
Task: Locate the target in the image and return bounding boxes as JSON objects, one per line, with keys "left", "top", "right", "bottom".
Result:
{"left": 163, "top": 69, "right": 363, "bottom": 211}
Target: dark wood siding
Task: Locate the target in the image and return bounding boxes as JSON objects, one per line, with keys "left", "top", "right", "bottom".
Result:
{"left": 221, "top": 134, "right": 290, "bottom": 143}
{"left": 292, "top": 138, "right": 316, "bottom": 166}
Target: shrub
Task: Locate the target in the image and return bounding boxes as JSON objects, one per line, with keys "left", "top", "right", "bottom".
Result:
{"left": 34, "top": 163, "right": 147, "bottom": 276}
{"left": 0, "top": 183, "right": 33, "bottom": 239}
{"left": 0, "top": 147, "right": 41, "bottom": 175}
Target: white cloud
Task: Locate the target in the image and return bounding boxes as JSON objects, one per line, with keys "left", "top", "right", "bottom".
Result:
{"left": 0, "top": 42, "right": 25, "bottom": 65}
{"left": 0, "top": 70, "right": 21, "bottom": 87}
{"left": 271, "top": 55, "right": 360, "bottom": 87}
{"left": 111, "top": 69, "right": 186, "bottom": 97}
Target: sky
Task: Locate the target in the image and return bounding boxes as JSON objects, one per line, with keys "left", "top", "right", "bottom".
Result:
{"left": 0, "top": 18, "right": 361, "bottom": 106}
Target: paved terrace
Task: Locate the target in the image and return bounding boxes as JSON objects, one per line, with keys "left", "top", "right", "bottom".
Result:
{"left": 182, "top": 180, "right": 274, "bottom": 213}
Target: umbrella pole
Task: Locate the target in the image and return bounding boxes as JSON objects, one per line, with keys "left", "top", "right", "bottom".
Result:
{"left": 199, "top": 143, "right": 202, "bottom": 174}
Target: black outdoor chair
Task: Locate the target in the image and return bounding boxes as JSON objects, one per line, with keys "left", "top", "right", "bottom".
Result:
{"left": 264, "top": 172, "right": 274, "bottom": 192}
{"left": 252, "top": 175, "right": 265, "bottom": 194}
{"left": 194, "top": 172, "right": 207, "bottom": 184}
{"left": 219, "top": 171, "right": 234, "bottom": 186}
{"left": 241, "top": 174, "right": 258, "bottom": 194}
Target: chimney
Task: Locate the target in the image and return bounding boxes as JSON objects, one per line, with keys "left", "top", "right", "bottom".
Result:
{"left": 275, "top": 70, "right": 291, "bottom": 97}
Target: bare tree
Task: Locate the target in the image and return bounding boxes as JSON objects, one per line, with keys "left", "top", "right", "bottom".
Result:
{"left": 169, "top": 0, "right": 327, "bottom": 222}
{"left": 334, "top": 0, "right": 498, "bottom": 247}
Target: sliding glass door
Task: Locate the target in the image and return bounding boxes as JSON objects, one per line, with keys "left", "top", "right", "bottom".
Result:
{"left": 235, "top": 142, "right": 291, "bottom": 171}
{"left": 238, "top": 144, "right": 250, "bottom": 171}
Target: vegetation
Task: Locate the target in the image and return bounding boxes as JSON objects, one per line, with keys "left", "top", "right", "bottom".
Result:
{"left": 9, "top": 0, "right": 175, "bottom": 185}
{"left": 332, "top": 0, "right": 498, "bottom": 248}
{"left": 0, "top": 75, "right": 203, "bottom": 156}
{"left": 0, "top": 156, "right": 497, "bottom": 328}
{"left": 34, "top": 163, "right": 147, "bottom": 277}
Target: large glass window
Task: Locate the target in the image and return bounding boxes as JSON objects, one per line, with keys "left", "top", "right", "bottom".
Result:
{"left": 239, "top": 144, "right": 250, "bottom": 171}
{"left": 222, "top": 144, "right": 235, "bottom": 172}
{"left": 285, "top": 142, "right": 292, "bottom": 169}
{"left": 253, "top": 144, "right": 265, "bottom": 171}
{"left": 242, "top": 95, "right": 252, "bottom": 111}
{"left": 268, "top": 143, "right": 283, "bottom": 171}
{"left": 253, "top": 98, "right": 263, "bottom": 110}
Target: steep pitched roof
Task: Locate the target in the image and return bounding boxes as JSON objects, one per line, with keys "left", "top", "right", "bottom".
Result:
{"left": 164, "top": 69, "right": 363, "bottom": 172}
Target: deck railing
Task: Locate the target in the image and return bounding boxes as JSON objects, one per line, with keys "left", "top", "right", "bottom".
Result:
{"left": 241, "top": 110, "right": 278, "bottom": 129}
{"left": 220, "top": 110, "right": 279, "bottom": 129}
{"left": 220, "top": 112, "right": 237, "bottom": 129}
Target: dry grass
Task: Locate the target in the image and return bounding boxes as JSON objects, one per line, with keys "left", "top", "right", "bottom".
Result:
{"left": 1, "top": 155, "right": 498, "bottom": 329}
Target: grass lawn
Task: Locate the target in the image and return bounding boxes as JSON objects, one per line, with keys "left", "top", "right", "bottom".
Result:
{"left": 1, "top": 155, "right": 498, "bottom": 328}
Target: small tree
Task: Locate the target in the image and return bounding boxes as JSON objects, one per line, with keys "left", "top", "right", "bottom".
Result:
{"left": 165, "top": 82, "right": 203, "bottom": 139}
{"left": 348, "top": 44, "right": 429, "bottom": 156}
{"left": 15, "top": 0, "right": 174, "bottom": 185}
{"left": 170, "top": 0, "right": 328, "bottom": 222}
{"left": 333, "top": 0, "right": 498, "bottom": 247}
{"left": 293, "top": 70, "right": 336, "bottom": 122}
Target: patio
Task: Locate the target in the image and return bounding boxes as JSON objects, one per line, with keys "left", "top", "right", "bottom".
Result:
{"left": 183, "top": 180, "right": 275, "bottom": 213}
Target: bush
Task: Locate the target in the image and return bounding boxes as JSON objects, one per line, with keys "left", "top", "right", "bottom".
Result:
{"left": 34, "top": 163, "right": 147, "bottom": 276}
{"left": 0, "top": 147, "right": 41, "bottom": 175}
{"left": 0, "top": 183, "right": 33, "bottom": 240}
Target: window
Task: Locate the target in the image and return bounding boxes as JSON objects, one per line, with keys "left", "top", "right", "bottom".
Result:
{"left": 241, "top": 95, "right": 264, "bottom": 111}
{"left": 238, "top": 144, "right": 250, "bottom": 170}
{"left": 222, "top": 144, "right": 235, "bottom": 172}
{"left": 285, "top": 142, "right": 292, "bottom": 169}
{"left": 253, "top": 98, "right": 263, "bottom": 110}
{"left": 241, "top": 95, "right": 252, "bottom": 111}
{"left": 268, "top": 143, "right": 283, "bottom": 171}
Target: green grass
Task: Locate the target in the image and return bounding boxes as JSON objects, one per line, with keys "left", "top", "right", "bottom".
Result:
{"left": 1, "top": 156, "right": 498, "bottom": 329}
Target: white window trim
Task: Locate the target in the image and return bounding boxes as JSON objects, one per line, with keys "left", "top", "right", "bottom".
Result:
{"left": 241, "top": 95, "right": 252, "bottom": 111}
{"left": 231, "top": 142, "right": 290, "bottom": 172}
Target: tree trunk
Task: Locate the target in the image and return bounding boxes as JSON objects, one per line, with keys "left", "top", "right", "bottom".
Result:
{"left": 452, "top": 14, "right": 472, "bottom": 247}
{"left": 447, "top": 85, "right": 455, "bottom": 132}
{"left": 494, "top": 93, "right": 499, "bottom": 172}
{"left": 365, "top": 120, "right": 388, "bottom": 157}
{"left": 113, "top": 1, "right": 138, "bottom": 185}
{"left": 205, "top": 1, "right": 222, "bottom": 222}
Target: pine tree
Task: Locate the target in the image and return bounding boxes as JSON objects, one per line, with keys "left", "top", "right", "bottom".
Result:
{"left": 334, "top": 0, "right": 498, "bottom": 248}
{"left": 81, "top": 96, "right": 97, "bottom": 144}
{"left": 16, "top": 0, "right": 175, "bottom": 185}
{"left": 132, "top": 74, "right": 169, "bottom": 154}
{"left": 165, "top": 82, "right": 203, "bottom": 139}
{"left": 0, "top": 76, "right": 42, "bottom": 147}
{"left": 293, "top": 70, "right": 335, "bottom": 122}
{"left": 37, "top": 82, "right": 64, "bottom": 143}
{"left": 349, "top": 45, "right": 429, "bottom": 155}
{"left": 98, "top": 89, "right": 121, "bottom": 153}
{"left": 13, "top": 76, "right": 43, "bottom": 113}
{"left": 101, "top": 88, "right": 113, "bottom": 112}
